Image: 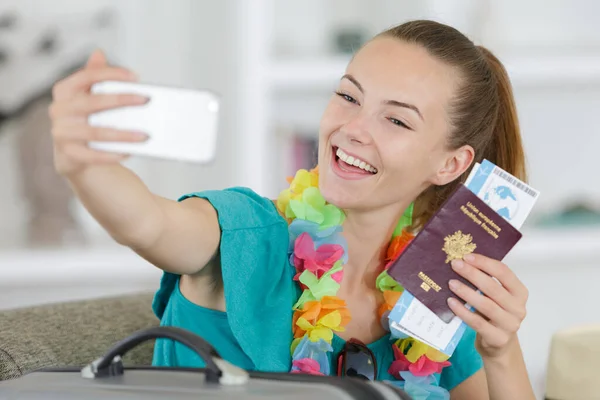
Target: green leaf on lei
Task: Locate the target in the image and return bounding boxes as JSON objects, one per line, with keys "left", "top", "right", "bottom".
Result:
{"left": 285, "top": 202, "right": 297, "bottom": 219}
{"left": 376, "top": 270, "right": 404, "bottom": 292}
{"left": 320, "top": 204, "right": 345, "bottom": 229}
{"left": 303, "top": 186, "right": 326, "bottom": 208}
{"left": 392, "top": 202, "right": 414, "bottom": 238}
{"left": 292, "top": 289, "right": 316, "bottom": 311}
{"left": 289, "top": 187, "right": 326, "bottom": 224}
{"left": 292, "top": 262, "right": 343, "bottom": 310}
{"left": 288, "top": 187, "right": 346, "bottom": 229}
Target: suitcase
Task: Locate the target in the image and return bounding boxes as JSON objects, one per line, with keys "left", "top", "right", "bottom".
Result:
{"left": 0, "top": 326, "right": 412, "bottom": 399}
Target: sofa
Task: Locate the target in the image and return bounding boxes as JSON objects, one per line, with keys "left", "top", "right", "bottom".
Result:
{"left": 0, "top": 292, "right": 159, "bottom": 381}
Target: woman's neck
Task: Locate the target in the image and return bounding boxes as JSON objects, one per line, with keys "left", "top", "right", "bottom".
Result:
{"left": 341, "top": 202, "right": 410, "bottom": 283}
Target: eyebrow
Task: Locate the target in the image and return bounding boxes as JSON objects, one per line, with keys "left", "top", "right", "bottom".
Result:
{"left": 341, "top": 74, "right": 424, "bottom": 122}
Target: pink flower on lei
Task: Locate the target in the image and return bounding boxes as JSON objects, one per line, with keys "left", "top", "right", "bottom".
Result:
{"left": 389, "top": 345, "right": 451, "bottom": 378}
{"left": 293, "top": 233, "right": 344, "bottom": 283}
{"left": 291, "top": 358, "right": 325, "bottom": 375}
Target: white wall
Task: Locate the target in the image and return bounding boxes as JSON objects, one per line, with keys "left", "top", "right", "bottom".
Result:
{"left": 0, "top": 246, "right": 161, "bottom": 311}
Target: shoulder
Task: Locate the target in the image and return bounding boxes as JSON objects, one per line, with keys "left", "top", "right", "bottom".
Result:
{"left": 439, "top": 326, "right": 483, "bottom": 391}
{"left": 179, "top": 186, "right": 285, "bottom": 231}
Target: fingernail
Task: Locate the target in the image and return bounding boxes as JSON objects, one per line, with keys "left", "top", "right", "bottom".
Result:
{"left": 451, "top": 259, "right": 464, "bottom": 270}
{"left": 131, "top": 131, "right": 149, "bottom": 140}
{"left": 135, "top": 96, "right": 150, "bottom": 104}
{"left": 447, "top": 297, "right": 459, "bottom": 307}
{"left": 464, "top": 254, "right": 475, "bottom": 262}
{"left": 449, "top": 279, "right": 459, "bottom": 291}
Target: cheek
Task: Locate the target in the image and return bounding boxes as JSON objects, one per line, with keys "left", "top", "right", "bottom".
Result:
{"left": 380, "top": 137, "right": 434, "bottom": 181}
{"left": 380, "top": 135, "right": 416, "bottom": 167}
{"left": 319, "top": 101, "right": 350, "bottom": 138}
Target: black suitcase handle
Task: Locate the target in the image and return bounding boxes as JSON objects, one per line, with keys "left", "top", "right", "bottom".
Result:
{"left": 81, "top": 326, "right": 227, "bottom": 383}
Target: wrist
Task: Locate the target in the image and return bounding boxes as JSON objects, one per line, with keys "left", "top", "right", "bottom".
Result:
{"left": 480, "top": 335, "right": 520, "bottom": 368}
{"left": 481, "top": 336, "right": 536, "bottom": 400}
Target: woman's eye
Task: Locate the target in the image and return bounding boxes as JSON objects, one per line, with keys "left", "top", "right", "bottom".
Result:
{"left": 335, "top": 91, "right": 358, "bottom": 104}
{"left": 389, "top": 118, "right": 410, "bottom": 130}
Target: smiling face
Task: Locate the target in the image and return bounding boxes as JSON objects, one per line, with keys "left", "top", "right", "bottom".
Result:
{"left": 317, "top": 36, "right": 473, "bottom": 214}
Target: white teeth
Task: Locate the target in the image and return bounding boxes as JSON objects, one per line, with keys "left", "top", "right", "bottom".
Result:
{"left": 335, "top": 148, "right": 378, "bottom": 174}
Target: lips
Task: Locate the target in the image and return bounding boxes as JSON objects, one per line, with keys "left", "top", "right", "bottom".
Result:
{"left": 331, "top": 146, "right": 378, "bottom": 180}
{"left": 334, "top": 147, "right": 377, "bottom": 173}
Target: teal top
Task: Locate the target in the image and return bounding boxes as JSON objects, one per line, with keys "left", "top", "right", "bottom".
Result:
{"left": 152, "top": 187, "right": 483, "bottom": 391}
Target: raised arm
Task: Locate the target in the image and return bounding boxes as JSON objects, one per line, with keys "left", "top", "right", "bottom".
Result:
{"left": 50, "top": 50, "right": 219, "bottom": 275}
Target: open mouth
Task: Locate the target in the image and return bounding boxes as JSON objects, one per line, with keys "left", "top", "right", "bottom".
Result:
{"left": 333, "top": 146, "right": 378, "bottom": 175}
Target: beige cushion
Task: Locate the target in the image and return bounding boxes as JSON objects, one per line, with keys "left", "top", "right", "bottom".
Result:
{"left": 0, "top": 293, "right": 159, "bottom": 381}
{"left": 545, "top": 324, "right": 600, "bottom": 400}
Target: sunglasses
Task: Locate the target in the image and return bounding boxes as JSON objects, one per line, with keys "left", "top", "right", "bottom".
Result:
{"left": 337, "top": 339, "right": 377, "bottom": 380}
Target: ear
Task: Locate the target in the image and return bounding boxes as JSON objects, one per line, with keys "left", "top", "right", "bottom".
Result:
{"left": 430, "top": 145, "right": 474, "bottom": 186}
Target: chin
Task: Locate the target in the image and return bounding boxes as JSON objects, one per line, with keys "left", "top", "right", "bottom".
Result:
{"left": 318, "top": 169, "right": 369, "bottom": 211}
{"left": 319, "top": 182, "right": 355, "bottom": 209}
{"left": 317, "top": 145, "right": 381, "bottom": 209}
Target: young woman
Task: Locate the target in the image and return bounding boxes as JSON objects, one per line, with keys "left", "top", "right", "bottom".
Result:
{"left": 49, "top": 20, "right": 535, "bottom": 399}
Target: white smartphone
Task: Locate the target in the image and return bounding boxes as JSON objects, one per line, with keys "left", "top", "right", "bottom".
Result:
{"left": 88, "top": 81, "right": 220, "bottom": 164}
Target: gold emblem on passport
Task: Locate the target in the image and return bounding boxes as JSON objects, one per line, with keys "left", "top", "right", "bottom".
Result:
{"left": 443, "top": 230, "right": 477, "bottom": 263}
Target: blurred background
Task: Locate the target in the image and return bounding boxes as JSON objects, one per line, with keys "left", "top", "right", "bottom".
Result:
{"left": 0, "top": 0, "right": 598, "bottom": 397}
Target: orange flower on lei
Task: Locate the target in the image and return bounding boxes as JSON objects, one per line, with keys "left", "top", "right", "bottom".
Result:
{"left": 386, "top": 229, "right": 414, "bottom": 262}
{"left": 292, "top": 297, "right": 351, "bottom": 342}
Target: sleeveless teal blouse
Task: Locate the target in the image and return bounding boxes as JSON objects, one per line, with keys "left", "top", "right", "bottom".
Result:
{"left": 152, "top": 187, "right": 483, "bottom": 390}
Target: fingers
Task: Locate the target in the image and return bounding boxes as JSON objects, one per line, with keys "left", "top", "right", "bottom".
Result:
{"left": 448, "top": 279, "right": 521, "bottom": 333}
{"left": 53, "top": 67, "right": 138, "bottom": 101}
{"left": 448, "top": 254, "right": 528, "bottom": 350}
{"left": 60, "top": 143, "right": 130, "bottom": 164}
{"left": 450, "top": 258, "right": 520, "bottom": 316}
{"left": 51, "top": 121, "right": 142, "bottom": 175}
{"left": 53, "top": 49, "right": 138, "bottom": 101}
{"left": 86, "top": 49, "right": 108, "bottom": 69}
{"left": 49, "top": 93, "right": 148, "bottom": 119}
{"left": 447, "top": 297, "right": 513, "bottom": 348}
{"left": 53, "top": 122, "right": 148, "bottom": 143}
{"left": 447, "top": 253, "right": 529, "bottom": 356}
{"left": 49, "top": 49, "right": 142, "bottom": 175}
{"left": 462, "top": 253, "right": 529, "bottom": 302}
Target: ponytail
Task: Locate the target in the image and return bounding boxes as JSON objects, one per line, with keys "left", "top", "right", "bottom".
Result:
{"left": 478, "top": 46, "right": 528, "bottom": 183}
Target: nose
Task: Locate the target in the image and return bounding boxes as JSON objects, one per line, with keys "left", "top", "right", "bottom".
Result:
{"left": 340, "top": 112, "right": 373, "bottom": 146}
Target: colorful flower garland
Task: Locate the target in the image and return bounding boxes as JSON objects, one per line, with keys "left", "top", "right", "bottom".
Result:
{"left": 277, "top": 167, "right": 452, "bottom": 399}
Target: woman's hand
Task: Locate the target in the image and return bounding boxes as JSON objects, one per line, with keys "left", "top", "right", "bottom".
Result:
{"left": 49, "top": 49, "right": 149, "bottom": 177}
{"left": 447, "top": 253, "right": 528, "bottom": 359}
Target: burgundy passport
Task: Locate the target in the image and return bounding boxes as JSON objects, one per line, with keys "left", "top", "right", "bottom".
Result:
{"left": 387, "top": 184, "right": 522, "bottom": 323}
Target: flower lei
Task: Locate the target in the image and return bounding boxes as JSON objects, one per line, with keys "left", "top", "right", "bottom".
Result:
{"left": 277, "top": 167, "right": 452, "bottom": 399}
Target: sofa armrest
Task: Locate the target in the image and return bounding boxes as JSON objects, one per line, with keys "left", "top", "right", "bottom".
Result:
{"left": 0, "top": 292, "right": 159, "bottom": 381}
